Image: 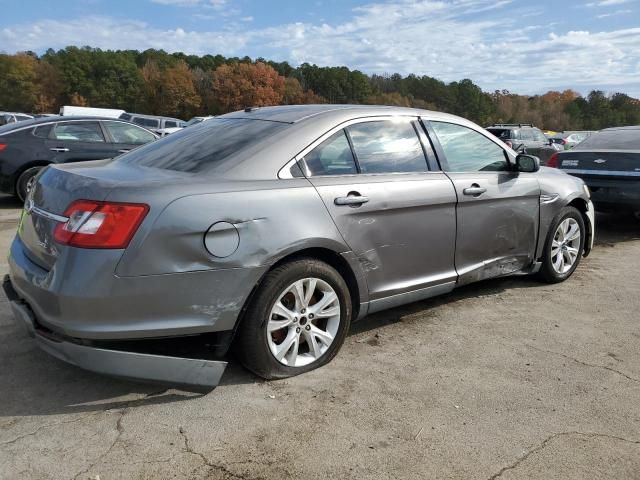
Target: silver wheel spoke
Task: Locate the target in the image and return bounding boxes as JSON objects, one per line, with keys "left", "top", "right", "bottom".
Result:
{"left": 310, "top": 324, "right": 334, "bottom": 347}
{"left": 566, "top": 246, "right": 579, "bottom": 261}
{"left": 268, "top": 318, "right": 292, "bottom": 332}
{"left": 553, "top": 251, "right": 564, "bottom": 272}
{"left": 310, "top": 291, "right": 338, "bottom": 316}
{"left": 285, "top": 336, "right": 300, "bottom": 365}
{"left": 275, "top": 330, "right": 298, "bottom": 362}
{"left": 271, "top": 301, "right": 295, "bottom": 322}
{"left": 291, "top": 280, "right": 305, "bottom": 310}
{"left": 565, "top": 223, "right": 580, "bottom": 242}
{"left": 303, "top": 278, "right": 316, "bottom": 307}
{"left": 303, "top": 330, "right": 322, "bottom": 357}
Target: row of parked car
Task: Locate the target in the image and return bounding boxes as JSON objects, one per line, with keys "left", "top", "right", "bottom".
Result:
{"left": 485, "top": 122, "right": 639, "bottom": 213}
{"left": 1, "top": 107, "right": 215, "bottom": 137}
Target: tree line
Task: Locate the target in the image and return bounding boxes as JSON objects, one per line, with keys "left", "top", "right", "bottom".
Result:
{"left": 1, "top": 46, "right": 639, "bottom": 130}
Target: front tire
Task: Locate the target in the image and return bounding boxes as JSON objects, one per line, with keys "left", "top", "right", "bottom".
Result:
{"left": 236, "top": 259, "right": 352, "bottom": 379}
{"left": 538, "top": 206, "right": 585, "bottom": 284}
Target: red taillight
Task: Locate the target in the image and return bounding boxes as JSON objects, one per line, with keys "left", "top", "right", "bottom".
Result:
{"left": 54, "top": 200, "right": 149, "bottom": 249}
{"left": 0, "top": 143, "right": 7, "bottom": 151}
{"left": 547, "top": 153, "right": 559, "bottom": 168}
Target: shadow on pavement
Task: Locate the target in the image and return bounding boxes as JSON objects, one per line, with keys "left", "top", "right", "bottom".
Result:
{"left": 0, "top": 194, "right": 22, "bottom": 210}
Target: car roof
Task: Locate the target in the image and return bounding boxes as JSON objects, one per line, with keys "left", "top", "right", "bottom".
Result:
{"left": 124, "top": 113, "right": 184, "bottom": 122}
{"left": 0, "top": 116, "right": 157, "bottom": 136}
{"left": 220, "top": 104, "right": 468, "bottom": 125}
{"left": 600, "top": 126, "right": 640, "bottom": 132}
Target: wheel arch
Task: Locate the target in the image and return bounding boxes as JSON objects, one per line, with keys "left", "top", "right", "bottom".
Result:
{"left": 225, "top": 246, "right": 366, "bottom": 356}
{"left": 566, "top": 196, "right": 592, "bottom": 257}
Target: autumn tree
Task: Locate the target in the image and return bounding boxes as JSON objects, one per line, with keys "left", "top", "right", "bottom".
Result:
{"left": 0, "top": 53, "right": 38, "bottom": 112}
{"left": 211, "top": 62, "right": 285, "bottom": 113}
{"left": 283, "top": 77, "right": 325, "bottom": 105}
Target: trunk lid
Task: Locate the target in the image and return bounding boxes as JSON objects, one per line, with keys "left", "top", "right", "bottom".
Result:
{"left": 557, "top": 149, "right": 640, "bottom": 179}
{"left": 18, "top": 159, "right": 183, "bottom": 271}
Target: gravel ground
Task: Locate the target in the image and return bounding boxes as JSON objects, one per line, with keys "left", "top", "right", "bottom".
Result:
{"left": 0, "top": 194, "right": 639, "bottom": 480}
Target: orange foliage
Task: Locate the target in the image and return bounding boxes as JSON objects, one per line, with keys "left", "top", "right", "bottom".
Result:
{"left": 212, "top": 62, "right": 285, "bottom": 113}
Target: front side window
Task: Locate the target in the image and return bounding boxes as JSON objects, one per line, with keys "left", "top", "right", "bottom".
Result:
{"left": 431, "top": 121, "right": 508, "bottom": 172}
{"left": 52, "top": 122, "right": 105, "bottom": 143}
{"left": 103, "top": 121, "right": 156, "bottom": 145}
{"left": 33, "top": 124, "right": 53, "bottom": 138}
{"left": 301, "top": 130, "right": 357, "bottom": 176}
{"left": 346, "top": 120, "right": 427, "bottom": 174}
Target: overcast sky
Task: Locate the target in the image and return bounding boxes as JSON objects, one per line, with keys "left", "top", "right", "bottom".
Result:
{"left": 1, "top": 0, "right": 639, "bottom": 96}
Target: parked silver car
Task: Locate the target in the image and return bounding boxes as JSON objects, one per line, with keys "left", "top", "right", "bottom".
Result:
{"left": 4, "top": 105, "right": 595, "bottom": 388}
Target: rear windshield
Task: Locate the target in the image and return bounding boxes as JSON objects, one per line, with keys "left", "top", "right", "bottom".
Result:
{"left": 576, "top": 129, "right": 640, "bottom": 150}
{"left": 118, "top": 118, "right": 289, "bottom": 173}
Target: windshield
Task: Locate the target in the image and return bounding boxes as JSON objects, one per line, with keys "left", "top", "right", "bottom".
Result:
{"left": 118, "top": 118, "right": 289, "bottom": 173}
{"left": 576, "top": 129, "right": 640, "bottom": 150}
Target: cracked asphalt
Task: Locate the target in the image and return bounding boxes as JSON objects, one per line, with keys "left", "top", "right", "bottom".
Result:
{"left": 0, "top": 194, "right": 639, "bottom": 480}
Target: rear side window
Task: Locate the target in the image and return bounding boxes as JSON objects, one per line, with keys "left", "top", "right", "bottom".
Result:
{"left": 103, "top": 121, "right": 156, "bottom": 145}
{"left": 119, "top": 118, "right": 288, "bottom": 173}
{"left": 164, "top": 121, "right": 178, "bottom": 128}
{"left": 33, "top": 125, "right": 53, "bottom": 138}
{"left": 346, "top": 120, "right": 427, "bottom": 174}
{"left": 577, "top": 129, "right": 640, "bottom": 150}
{"left": 431, "top": 121, "right": 508, "bottom": 172}
{"left": 119, "top": 113, "right": 132, "bottom": 120}
{"left": 302, "top": 130, "right": 357, "bottom": 176}
{"left": 133, "top": 117, "right": 160, "bottom": 128}
{"left": 52, "top": 122, "right": 105, "bottom": 142}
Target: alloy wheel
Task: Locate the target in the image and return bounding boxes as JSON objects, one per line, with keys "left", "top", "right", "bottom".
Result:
{"left": 551, "top": 218, "right": 581, "bottom": 274}
{"left": 267, "top": 277, "right": 341, "bottom": 367}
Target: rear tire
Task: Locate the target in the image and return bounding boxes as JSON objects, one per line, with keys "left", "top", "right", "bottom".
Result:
{"left": 538, "top": 206, "right": 585, "bottom": 284}
{"left": 236, "top": 258, "right": 352, "bottom": 380}
{"left": 15, "top": 166, "right": 44, "bottom": 202}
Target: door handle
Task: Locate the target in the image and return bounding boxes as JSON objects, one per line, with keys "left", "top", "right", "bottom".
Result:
{"left": 50, "top": 147, "right": 69, "bottom": 153}
{"left": 118, "top": 149, "right": 130, "bottom": 154}
{"left": 334, "top": 194, "right": 369, "bottom": 206}
{"left": 463, "top": 184, "right": 487, "bottom": 196}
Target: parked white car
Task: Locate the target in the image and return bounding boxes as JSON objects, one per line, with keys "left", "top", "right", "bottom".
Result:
{"left": 0, "top": 112, "right": 34, "bottom": 126}
{"left": 59, "top": 106, "right": 125, "bottom": 118}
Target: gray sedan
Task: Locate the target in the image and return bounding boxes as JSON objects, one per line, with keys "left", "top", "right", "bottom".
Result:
{"left": 4, "top": 105, "right": 595, "bottom": 388}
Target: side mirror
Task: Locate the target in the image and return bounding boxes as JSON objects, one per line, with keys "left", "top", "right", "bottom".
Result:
{"left": 516, "top": 154, "right": 540, "bottom": 173}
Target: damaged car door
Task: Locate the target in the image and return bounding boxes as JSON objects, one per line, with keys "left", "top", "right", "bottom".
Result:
{"left": 300, "top": 117, "right": 458, "bottom": 312}
{"left": 427, "top": 120, "right": 540, "bottom": 284}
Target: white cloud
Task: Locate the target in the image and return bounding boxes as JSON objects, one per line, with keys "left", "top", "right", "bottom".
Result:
{"left": 587, "top": 0, "right": 633, "bottom": 6}
{"left": 1, "top": 0, "right": 639, "bottom": 96}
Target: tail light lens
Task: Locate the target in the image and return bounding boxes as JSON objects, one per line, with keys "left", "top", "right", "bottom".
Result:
{"left": 0, "top": 143, "right": 7, "bottom": 151}
{"left": 54, "top": 200, "right": 149, "bottom": 249}
{"left": 547, "top": 153, "right": 559, "bottom": 168}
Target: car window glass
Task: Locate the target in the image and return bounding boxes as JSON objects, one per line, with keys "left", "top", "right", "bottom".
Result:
{"left": 104, "top": 122, "right": 156, "bottom": 145}
{"left": 119, "top": 118, "right": 289, "bottom": 173}
{"left": 487, "top": 128, "right": 511, "bottom": 140}
{"left": 520, "top": 129, "right": 534, "bottom": 141}
{"left": 533, "top": 129, "right": 546, "bottom": 142}
{"left": 119, "top": 113, "right": 132, "bottom": 120}
{"left": 133, "top": 117, "right": 160, "bottom": 128}
{"left": 164, "top": 121, "right": 177, "bottom": 128}
{"left": 346, "top": 120, "right": 427, "bottom": 174}
{"left": 301, "top": 130, "right": 357, "bottom": 176}
{"left": 431, "top": 121, "right": 508, "bottom": 172}
{"left": 33, "top": 124, "right": 53, "bottom": 138}
{"left": 52, "top": 122, "right": 105, "bottom": 143}
{"left": 577, "top": 129, "right": 640, "bottom": 150}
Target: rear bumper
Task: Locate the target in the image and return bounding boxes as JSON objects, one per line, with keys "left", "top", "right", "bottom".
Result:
{"left": 581, "top": 179, "right": 640, "bottom": 210}
{"left": 3, "top": 276, "right": 227, "bottom": 390}
{"left": 8, "top": 235, "right": 267, "bottom": 340}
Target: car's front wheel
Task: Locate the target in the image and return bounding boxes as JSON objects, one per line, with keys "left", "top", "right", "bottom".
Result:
{"left": 236, "top": 259, "right": 352, "bottom": 379}
{"left": 538, "top": 206, "right": 585, "bottom": 283}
